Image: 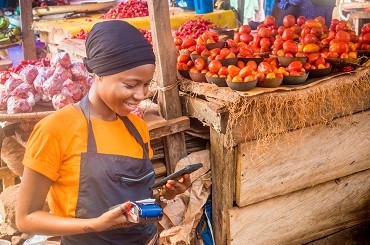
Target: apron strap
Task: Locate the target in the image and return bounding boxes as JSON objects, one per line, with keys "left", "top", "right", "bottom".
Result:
{"left": 120, "top": 116, "right": 149, "bottom": 159}
{"left": 79, "top": 95, "right": 98, "bottom": 153}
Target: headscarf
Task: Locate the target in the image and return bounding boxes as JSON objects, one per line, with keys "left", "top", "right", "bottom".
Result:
{"left": 84, "top": 20, "right": 155, "bottom": 76}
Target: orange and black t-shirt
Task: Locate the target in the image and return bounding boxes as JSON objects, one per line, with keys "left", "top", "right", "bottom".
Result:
{"left": 23, "top": 104, "right": 153, "bottom": 218}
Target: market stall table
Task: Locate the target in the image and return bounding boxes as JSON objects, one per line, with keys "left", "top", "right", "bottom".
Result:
{"left": 179, "top": 63, "right": 370, "bottom": 244}
{"left": 31, "top": 9, "right": 237, "bottom": 47}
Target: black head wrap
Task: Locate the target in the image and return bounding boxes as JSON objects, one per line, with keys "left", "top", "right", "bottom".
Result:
{"left": 84, "top": 20, "right": 155, "bottom": 76}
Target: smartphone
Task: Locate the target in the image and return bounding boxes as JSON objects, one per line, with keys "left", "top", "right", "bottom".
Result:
{"left": 151, "top": 163, "right": 203, "bottom": 189}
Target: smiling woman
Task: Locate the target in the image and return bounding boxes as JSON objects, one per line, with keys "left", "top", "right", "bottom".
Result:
{"left": 16, "top": 20, "right": 192, "bottom": 245}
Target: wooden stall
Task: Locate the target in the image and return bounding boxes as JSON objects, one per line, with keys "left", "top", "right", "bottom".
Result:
{"left": 180, "top": 62, "right": 370, "bottom": 244}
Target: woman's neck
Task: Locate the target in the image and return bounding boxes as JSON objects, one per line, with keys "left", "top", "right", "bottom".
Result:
{"left": 87, "top": 86, "right": 117, "bottom": 121}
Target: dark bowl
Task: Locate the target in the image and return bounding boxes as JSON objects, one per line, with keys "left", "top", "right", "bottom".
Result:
{"left": 325, "top": 58, "right": 361, "bottom": 68}
{"left": 254, "top": 52, "right": 270, "bottom": 58}
{"left": 306, "top": 66, "right": 332, "bottom": 78}
{"left": 257, "top": 77, "right": 283, "bottom": 88}
{"left": 227, "top": 80, "right": 257, "bottom": 91}
{"left": 237, "top": 57, "right": 263, "bottom": 65}
{"left": 278, "top": 56, "right": 307, "bottom": 67}
{"left": 206, "top": 41, "right": 225, "bottom": 50}
{"left": 210, "top": 27, "right": 235, "bottom": 39}
{"left": 282, "top": 73, "right": 309, "bottom": 85}
{"left": 205, "top": 75, "right": 228, "bottom": 87}
{"left": 189, "top": 72, "right": 207, "bottom": 83}
{"left": 177, "top": 70, "right": 190, "bottom": 79}
{"left": 358, "top": 49, "right": 370, "bottom": 57}
{"left": 220, "top": 57, "right": 238, "bottom": 66}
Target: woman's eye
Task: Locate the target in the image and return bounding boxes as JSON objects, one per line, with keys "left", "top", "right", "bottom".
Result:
{"left": 123, "top": 83, "right": 135, "bottom": 89}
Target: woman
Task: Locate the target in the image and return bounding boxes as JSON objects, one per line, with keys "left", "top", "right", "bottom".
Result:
{"left": 16, "top": 20, "right": 191, "bottom": 245}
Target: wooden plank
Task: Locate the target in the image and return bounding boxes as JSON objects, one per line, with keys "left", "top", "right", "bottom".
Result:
{"left": 149, "top": 116, "right": 190, "bottom": 140}
{"left": 148, "top": 0, "right": 187, "bottom": 173}
{"left": 228, "top": 169, "right": 370, "bottom": 245}
{"left": 19, "top": 0, "right": 37, "bottom": 60}
{"left": 180, "top": 94, "right": 228, "bottom": 133}
{"left": 0, "top": 167, "right": 17, "bottom": 189}
{"left": 152, "top": 160, "right": 166, "bottom": 177}
{"left": 210, "top": 128, "right": 235, "bottom": 245}
{"left": 144, "top": 114, "right": 168, "bottom": 131}
{"left": 236, "top": 110, "right": 370, "bottom": 207}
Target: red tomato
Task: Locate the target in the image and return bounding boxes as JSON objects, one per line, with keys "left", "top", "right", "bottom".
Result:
{"left": 278, "top": 26, "right": 286, "bottom": 36}
{"left": 257, "top": 27, "right": 272, "bottom": 38}
{"left": 208, "top": 60, "right": 222, "bottom": 73}
{"left": 310, "top": 27, "right": 323, "bottom": 38}
{"left": 239, "top": 25, "right": 251, "bottom": 34}
{"left": 246, "top": 60, "right": 258, "bottom": 71}
{"left": 329, "top": 42, "right": 349, "bottom": 54}
{"left": 239, "top": 33, "right": 253, "bottom": 43}
{"left": 227, "top": 65, "right": 241, "bottom": 77}
{"left": 238, "top": 66, "right": 252, "bottom": 78}
{"left": 287, "top": 61, "right": 303, "bottom": 72}
{"left": 314, "top": 16, "right": 326, "bottom": 26}
{"left": 297, "top": 16, "right": 306, "bottom": 26}
{"left": 218, "top": 66, "right": 229, "bottom": 76}
{"left": 219, "top": 48, "right": 230, "bottom": 58}
{"left": 335, "top": 30, "right": 351, "bottom": 43}
{"left": 176, "top": 63, "right": 189, "bottom": 70}
{"left": 283, "top": 40, "right": 298, "bottom": 54}
{"left": 303, "top": 34, "right": 318, "bottom": 45}
{"left": 257, "top": 62, "right": 273, "bottom": 74}
{"left": 282, "top": 28, "right": 294, "bottom": 41}
{"left": 264, "top": 15, "right": 276, "bottom": 26}
{"left": 177, "top": 54, "right": 190, "bottom": 64}
{"left": 194, "top": 57, "right": 206, "bottom": 71}
{"left": 283, "top": 15, "right": 295, "bottom": 28}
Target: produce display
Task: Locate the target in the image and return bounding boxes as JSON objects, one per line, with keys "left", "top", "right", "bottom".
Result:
{"left": 100, "top": 0, "right": 149, "bottom": 19}
{"left": 176, "top": 15, "right": 370, "bottom": 91}
{"left": 0, "top": 17, "right": 21, "bottom": 45}
{"left": 71, "top": 28, "right": 152, "bottom": 44}
{"left": 32, "top": 0, "right": 70, "bottom": 7}
{"left": 0, "top": 52, "right": 91, "bottom": 114}
{"left": 174, "top": 18, "right": 216, "bottom": 39}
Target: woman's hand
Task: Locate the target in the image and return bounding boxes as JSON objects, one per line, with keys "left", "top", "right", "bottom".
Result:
{"left": 95, "top": 201, "right": 136, "bottom": 232}
{"left": 160, "top": 174, "right": 191, "bottom": 200}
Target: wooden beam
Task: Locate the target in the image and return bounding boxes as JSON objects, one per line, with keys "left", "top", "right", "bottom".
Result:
{"left": 236, "top": 110, "right": 370, "bottom": 207}
{"left": 180, "top": 94, "right": 228, "bottom": 133}
{"left": 149, "top": 116, "right": 189, "bottom": 140}
{"left": 147, "top": 0, "right": 187, "bottom": 173}
{"left": 210, "top": 128, "right": 235, "bottom": 245}
{"left": 229, "top": 169, "right": 370, "bottom": 245}
{"left": 19, "top": 0, "right": 37, "bottom": 60}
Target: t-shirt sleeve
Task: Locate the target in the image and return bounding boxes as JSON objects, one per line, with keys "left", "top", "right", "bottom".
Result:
{"left": 23, "top": 122, "right": 62, "bottom": 181}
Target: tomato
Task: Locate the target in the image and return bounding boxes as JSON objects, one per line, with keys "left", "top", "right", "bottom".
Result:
{"left": 303, "top": 43, "right": 320, "bottom": 53}
{"left": 277, "top": 49, "right": 285, "bottom": 57}
{"left": 314, "top": 16, "right": 326, "bottom": 26}
{"left": 335, "top": 30, "right": 351, "bottom": 43}
{"left": 297, "top": 16, "right": 306, "bottom": 26}
{"left": 282, "top": 28, "right": 294, "bottom": 41}
{"left": 174, "top": 37, "right": 183, "bottom": 46}
{"left": 227, "top": 65, "right": 241, "bottom": 77}
{"left": 234, "top": 32, "right": 240, "bottom": 43}
{"left": 177, "top": 54, "right": 190, "bottom": 64}
{"left": 201, "top": 49, "right": 210, "bottom": 56}
{"left": 208, "top": 60, "right": 222, "bottom": 73}
{"left": 283, "top": 15, "right": 295, "bottom": 28}
{"left": 182, "top": 38, "right": 196, "bottom": 49}
{"left": 256, "top": 72, "right": 265, "bottom": 82}
{"left": 226, "top": 39, "right": 238, "bottom": 48}
{"left": 310, "top": 27, "right": 323, "bottom": 38}
{"left": 187, "top": 60, "right": 194, "bottom": 68}
{"left": 303, "top": 34, "right": 319, "bottom": 45}
{"left": 246, "top": 60, "right": 258, "bottom": 71}
{"left": 301, "top": 27, "right": 311, "bottom": 38}
{"left": 278, "top": 26, "right": 286, "bottom": 36}
{"left": 329, "top": 42, "right": 349, "bottom": 54}
{"left": 273, "top": 38, "right": 284, "bottom": 49}
{"left": 239, "top": 25, "right": 251, "bottom": 34}
{"left": 257, "top": 27, "right": 272, "bottom": 38}
{"left": 287, "top": 61, "right": 303, "bottom": 72}
{"left": 265, "top": 72, "right": 276, "bottom": 79}
{"left": 176, "top": 63, "right": 189, "bottom": 70}
{"left": 218, "top": 66, "right": 229, "bottom": 76}
{"left": 232, "top": 75, "right": 243, "bottom": 82}
{"left": 240, "top": 33, "right": 253, "bottom": 43}
{"left": 264, "top": 15, "right": 276, "bottom": 26}
{"left": 304, "top": 20, "right": 322, "bottom": 29}
{"left": 314, "top": 57, "right": 325, "bottom": 66}
{"left": 260, "top": 37, "right": 271, "bottom": 47}
{"left": 308, "top": 53, "right": 320, "bottom": 64}
{"left": 257, "top": 62, "right": 273, "bottom": 74}
{"left": 361, "top": 23, "right": 370, "bottom": 35}
{"left": 244, "top": 75, "right": 256, "bottom": 82}
{"left": 194, "top": 57, "right": 206, "bottom": 71}
{"left": 238, "top": 66, "right": 252, "bottom": 78}
{"left": 195, "top": 44, "right": 206, "bottom": 54}
{"left": 361, "top": 33, "right": 370, "bottom": 44}
{"left": 236, "top": 61, "right": 245, "bottom": 69}
{"left": 283, "top": 40, "right": 298, "bottom": 54}
{"left": 303, "top": 62, "right": 311, "bottom": 69}
{"left": 219, "top": 48, "right": 230, "bottom": 59}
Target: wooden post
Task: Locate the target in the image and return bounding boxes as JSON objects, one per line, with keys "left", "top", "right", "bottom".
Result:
{"left": 19, "top": 0, "right": 37, "bottom": 60}
{"left": 210, "top": 129, "right": 235, "bottom": 245}
{"left": 147, "top": 0, "right": 187, "bottom": 173}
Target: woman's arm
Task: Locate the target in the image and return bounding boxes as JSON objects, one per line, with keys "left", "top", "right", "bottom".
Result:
{"left": 16, "top": 167, "right": 132, "bottom": 236}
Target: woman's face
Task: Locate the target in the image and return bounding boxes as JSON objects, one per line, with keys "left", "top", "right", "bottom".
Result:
{"left": 95, "top": 64, "right": 155, "bottom": 116}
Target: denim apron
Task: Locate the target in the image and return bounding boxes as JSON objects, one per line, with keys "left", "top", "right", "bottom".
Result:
{"left": 61, "top": 95, "right": 157, "bottom": 245}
